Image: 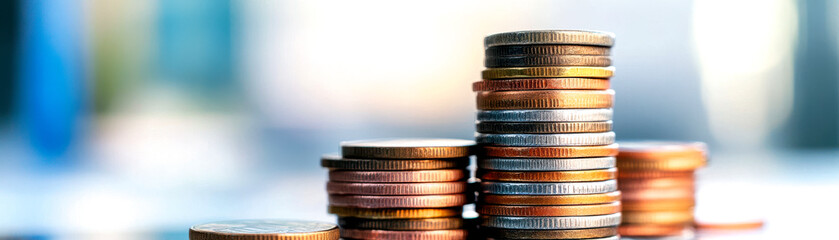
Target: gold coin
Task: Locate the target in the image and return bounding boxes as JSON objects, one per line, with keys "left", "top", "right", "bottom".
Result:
{"left": 484, "top": 30, "right": 615, "bottom": 48}
{"left": 477, "top": 168, "right": 617, "bottom": 182}
{"left": 341, "top": 138, "right": 474, "bottom": 159}
{"left": 476, "top": 90, "right": 614, "bottom": 110}
{"left": 482, "top": 66, "right": 614, "bottom": 79}
{"left": 327, "top": 206, "right": 462, "bottom": 219}
{"left": 622, "top": 210, "right": 695, "bottom": 225}
{"left": 189, "top": 220, "right": 339, "bottom": 240}
{"left": 479, "top": 191, "right": 621, "bottom": 205}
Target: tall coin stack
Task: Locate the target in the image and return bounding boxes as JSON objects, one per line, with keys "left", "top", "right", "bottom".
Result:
{"left": 321, "top": 138, "right": 475, "bottom": 240}
{"left": 616, "top": 142, "right": 707, "bottom": 238}
{"left": 474, "top": 30, "right": 621, "bottom": 240}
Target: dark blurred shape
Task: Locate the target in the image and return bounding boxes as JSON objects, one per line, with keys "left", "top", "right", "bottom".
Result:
{"left": 0, "top": 0, "right": 18, "bottom": 120}
{"left": 786, "top": 0, "right": 839, "bottom": 148}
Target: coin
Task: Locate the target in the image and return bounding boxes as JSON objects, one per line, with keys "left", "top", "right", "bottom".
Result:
{"left": 617, "top": 141, "right": 707, "bottom": 160}
{"left": 617, "top": 156, "right": 707, "bottom": 171}
{"left": 488, "top": 236, "right": 619, "bottom": 240}
{"left": 618, "top": 170, "right": 694, "bottom": 179}
{"left": 476, "top": 121, "right": 612, "bottom": 134}
{"left": 618, "top": 177, "right": 694, "bottom": 190}
{"left": 622, "top": 199, "right": 695, "bottom": 211}
{"left": 341, "top": 138, "right": 475, "bottom": 159}
{"left": 189, "top": 219, "right": 339, "bottom": 240}
{"left": 485, "top": 55, "right": 612, "bottom": 67}
{"left": 618, "top": 224, "right": 688, "bottom": 237}
{"left": 476, "top": 132, "right": 615, "bottom": 146}
{"left": 477, "top": 168, "right": 617, "bottom": 182}
{"left": 340, "top": 228, "right": 468, "bottom": 240}
{"left": 477, "top": 109, "right": 613, "bottom": 122}
{"left": 484, "top": 30, "right": 616, "bottom": 48}
{"left": 480, "top": 180, "right": 617, "bottom": 195}
{"left": 485, "top": 45, "right": 611, "bottom": 57}
{"left": 473, "top": 78, "right": 610, "bottom": 92}
{"left": 622, "top": 210, "right": 694, "bottom": 225}
{"left": 478, "top": 157, "right": 615, "bottom": 171}
{"left": 481, "top": 227, "right": 618, "bottom": 239}
{"left": 328, "top": 194, "right": 470, "bottom": 208}
{"left": 320, "top": 154, "right": 468, "bottom": 170}
{"left": 338, "top": 217, "right": 464, "bottom": 230}
{"left": 480, "top": 192, "right": 621, "bottom": 205}
{"left": 327, "top": 206, "right": 462, "bottom": 219}
{"left": 482, "top": 67, "right": 614, "bottom": 79}
{"left": 326, "top": 181, "right": 468, "bottom": 195}
{"left": 480, "top": 213, "right": 622, "bottom": 229}
{"left": 621, "top": 187, "right": 694, "bottom": 201}
{"left": 478, "top": 202, "right": 621, "bottom": 216}
{"left": 476, "top": 90, "right": 614, "bottom": 110}
{"left": 694, "top": 220, "right": 764, "bottom": 230}
{"left": 482, "top": 144, "right": 619, "bottom": 158}
{"left": 328, "top": 169, "right": 466, "bottom": 183}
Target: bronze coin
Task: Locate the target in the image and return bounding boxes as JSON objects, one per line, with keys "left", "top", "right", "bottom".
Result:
{"left": 618, "top": 224, "right": 689, "bottom": 237}
{"left": 620, "top": 187, "right": 694, "bottom": 201}
{"left": 477, "top": 168, "right": 617, "bottom": 182}
{"left": 485, "top": 45, "right": 611, "bottom": 57}
{"left": 476, "top": 90, "right": 614, "bottom": 110}
{"left": 477, "top": 202, "right": 621, "bottom": 216}
{"left": 328, "top": 194, "right": 470, "bottom": 208}
{"left": 338, "top": 217, "right": 464, "bottom": 231}
{"left": 480, "top": 227, "right": 618, "bottom": 239}
{"left": 618, "top": 170, "right": 694, "bottom": 179}
{"left": 326, "top": 181, "right": 468, "bottom": 195}
{"left": 328, "top": 169, "right": 466, "bottom": 183}
{"left": 482, "top": 66, "right": 614, "bottom": 79}
{"left": 473, "top": 78, "right": 610, "bottom": 91}
{"left": 339, "top": 228, "right": 468, "bottom": 240}
{"left": 327, "top": 206, "right": 462, "bottom": 219}
{"left": 485, "top": 55, "right": 611, "bottom": 67}
{"left": 617, "top": 141, "right": 707, "bottom": 160}
{"left": 476, "top": 121, "right": 612, "bottom": 134}
{"left": 481, "top": 144, "right": 619, "bottom": 158}
{"left": 622, "top": 199, "right": 695, "bottom": 211}
{"left": 479, "top": 191, "right": 621, "bottom": 206}
{"left": 622, "top": 210, "right": 695, "bottom": 225}
{"left": 320, "top": 154, "right": 468, "bottom": 170}
{"left": 695, "top": 220, "right": 764, "bottom": 230}
{"left": 341, "top": 138, "right": 475, "bottom": 159}
{"left": 618, "top": 177, "right": 695, "bottom": 190}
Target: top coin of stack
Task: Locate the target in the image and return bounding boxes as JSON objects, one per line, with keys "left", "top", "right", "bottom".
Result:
{"left": 474, "top": 30, "right": 621, "bottom": 240}
{"left": 617, "top": 141, "right": 708, "bottom": 238}
{"left": 321, "top": 138, "right": 475, "bottom": 240}
{"left": 189, "top": 219, "right": 339, "bottom": 240}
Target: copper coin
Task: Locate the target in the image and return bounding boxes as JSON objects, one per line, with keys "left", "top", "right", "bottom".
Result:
{"left": 473, "top": 78, "right": 610, "bottom": 91}
{"left": 485, "top": 45, "right": 611, "bottom": 57}
{"left": 618, "top": 170, "right": 694, "bottom": 179}
{"left": 341, "top": 138, "right": 475, "bottom": 159}
{"left": 340, "top": 228, "right": 467, "bottom": 240}
{"left": 622, "top": 210, "right": 695, "bottom": 225}
{"left": 478, "top": 202, "right": 621, "bottom": 216}
{"left": 477, "top": 90, "right": 614, "bottom": 110}
{"left": 481, "top": 227, "right": 618, "bottom": 239}
{"left": 621, "top": 187, "right": 694, "bottom": 201}
{"left": 695, "top": 220, "right": 764, "bottom": 230}
{"left": 482, "top": 144, "right": 618, "bottom": 158}
{"left": 478, "top": 168, "right": 616, "bottom": 182}
{"left": 328, "top": 194, "right": 470, "bottom": 208}
{"left": 617, "top": 141, "right": 707, "bottom": 160}
{"left": 479, "top": 191, "right": 621, "bottom": 205}
{"left": 485, "top": 55, "right": 612, "bottom": 67}
{"left": 617, "top": 156, "right": 706, "bottom": 171}
{"left": 338, "top": 217, "right": 464, "bottom": 231}
{"left": 320, "top": 154, "right": 468, "bottom": 170}
{"left": 618, "top": 224, "right": 689, "bottom": 237}
{"left": 622, "top": 199, "right": 695, "bottom": 211}
{"left": 327, "top": 181, "right": 468, "bottom": 195}
{"left": 618, "top": 177, "right": 694, "bottom": 190}
{"left": 327, "top": 206, "right": 462, "bottom": 219}
{"left": 189, "top": 220, "right": 339, "bottom": 240}
{"left": 476, "top": 121, "right": 612, "bottom": 134}
{"left": 328, "top": 169, "right": 466, "bottom": 183}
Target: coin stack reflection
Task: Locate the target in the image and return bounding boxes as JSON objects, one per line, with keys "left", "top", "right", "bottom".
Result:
{"left": 474, "top": 30, "right": 621, "bottom": 240}
{"left": 617, "top": 142, "right": 707, "bottom": 238}
{"left": 321, "top": 138, "right": 475, "bottom": 240}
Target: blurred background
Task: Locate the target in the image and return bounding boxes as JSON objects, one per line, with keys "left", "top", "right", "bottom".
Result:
{"left": 0, "top": 0, "right": 837, "bottom": 239}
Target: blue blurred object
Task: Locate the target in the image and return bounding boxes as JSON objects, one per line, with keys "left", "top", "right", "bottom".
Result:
{"left": 18, "top": 0, "right": 85, "bottom": 161}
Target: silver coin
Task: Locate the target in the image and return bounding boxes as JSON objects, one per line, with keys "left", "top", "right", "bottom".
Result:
{"left": 484, "top": 30, "right": 616, "bottom": 48}
{"left": 478, "top": 157, "right": 615, "bottom": 171}
{"left": 190, "top": 219, "right": 338, "bottom": 234}
{"left": 481, "top": 213, "right": 621, "bottom": 229}
{"left": 476, "top": 132, "right": 615, "bottom": 146}
{"left": 477, "top": 109, "right": 613, "bottom": 122}
{"left": 480, "top": 180, "right": 617, "bottom": 195}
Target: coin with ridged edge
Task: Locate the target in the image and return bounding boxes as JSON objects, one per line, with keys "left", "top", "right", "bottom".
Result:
{"left": 477, "top": 109, "right": 613, "bottom": 122}
{"left": 478, "top": 202, "right": 621, "bottom": 216}
{"left": 485, "top": 45, "right": 611, "bottom": 57}
{"left": 480, "top": 180, "right": 617, "bottom": 195}
{"left": 326, "top": 181, "right": 468, "bottom": 195}
{"left": 484, "top": 30, "right": 616, "bottom": 48}
{"left": 619, "top": 224, "right": 689, "bottom": 237}
{"left": 328, "top": 194, "right": 470, "bottom": 208}
{"left": 341, "top": 138, "right": 475, "bottom": 159}
{"left": 622, "top": 210, "right": 694, "bottom": 225}
{"left": 327, "top": 206, "right": 462, "bottom": 219}
{"left": 473, "top": 78, "right": 610, "bottom": 91}
{"left": 622, "top": 199, "right": 695, "bottom": 211}
{"left": 320, "top": 154, "right": 468, "bottom": 170}
{"left": 618, "top": 170, "right": 694, "bottom": 179}
{"left": 480, "top": 213, "right": 622, "bottom": 229}
{"left": 485, "top": 55, "right": 612, "bottom": 67}
{"left": 487, "top": 237, "right": 620, "bottom": 240}
{"left": 477, "top": 90, "right": 614, "bottom": 110}
{"left": 481, "top": 227, "right": 618, "bottom": 239}
{"left": 617, "top": 156, "right": 706, "bottom": 171}
{"left": 482, "top": 66, "right": 614, "bottom": 79}
{"left": 618, "top": 177, "right": 694, "bottom": 190}
{"left": 478, "top": 168, "right": 617, "bottom": 182}
{"left": 476, "top": 132, "right": 615, "bottom": 146}
{"left": 338, "top": 217, "right": 463, "bottom": 230}
{"left": 617, "top": 141, "right": 707, "bottom": 160}
{"left": 482, "top": 144, "right": 619, "bottom": 158}
{"left": 328, "top": 169, "right": 466, "bottom": 183}
{"left": 480, "top": 192, "right": 621, "bottom": 205}
{"left": 340, "top": 228, "right": 468, "bottom": 240}
{"left": 478, "top": 157, "right": 615, "bottom": 171}
{"left": 621, "top": 187, "right": 695, "bottom": 201}
{"left": 189, "top": 219, "right": 339, "bottom": 240}
{"left": 477, "top": 121, "right": 612, "bottom": 134}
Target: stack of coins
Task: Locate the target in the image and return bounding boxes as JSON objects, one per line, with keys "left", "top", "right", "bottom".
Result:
{"left": 474, "top": 30, "right": 621, "bottom": 239}
{"left": 617, "top": 141, "right": 707, "bottom": 238}
{"left": 321, "top": 138, "right": 475, "bottom": 240}
{"left": 189, "top": 219, "right": 339, "bottom": 240}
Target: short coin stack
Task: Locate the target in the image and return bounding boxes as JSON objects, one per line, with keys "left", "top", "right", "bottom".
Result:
{"left": 616, "top": 141, "right": 707, "bottom": 238}
{"left": 190, "top": 219, "right": 339, "bottom": 240}
{"left": 474, "top": 30, "right": 621, "bottom": 239}
{"left": 322, "top": 138, "right": 475, "bottom": 240}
